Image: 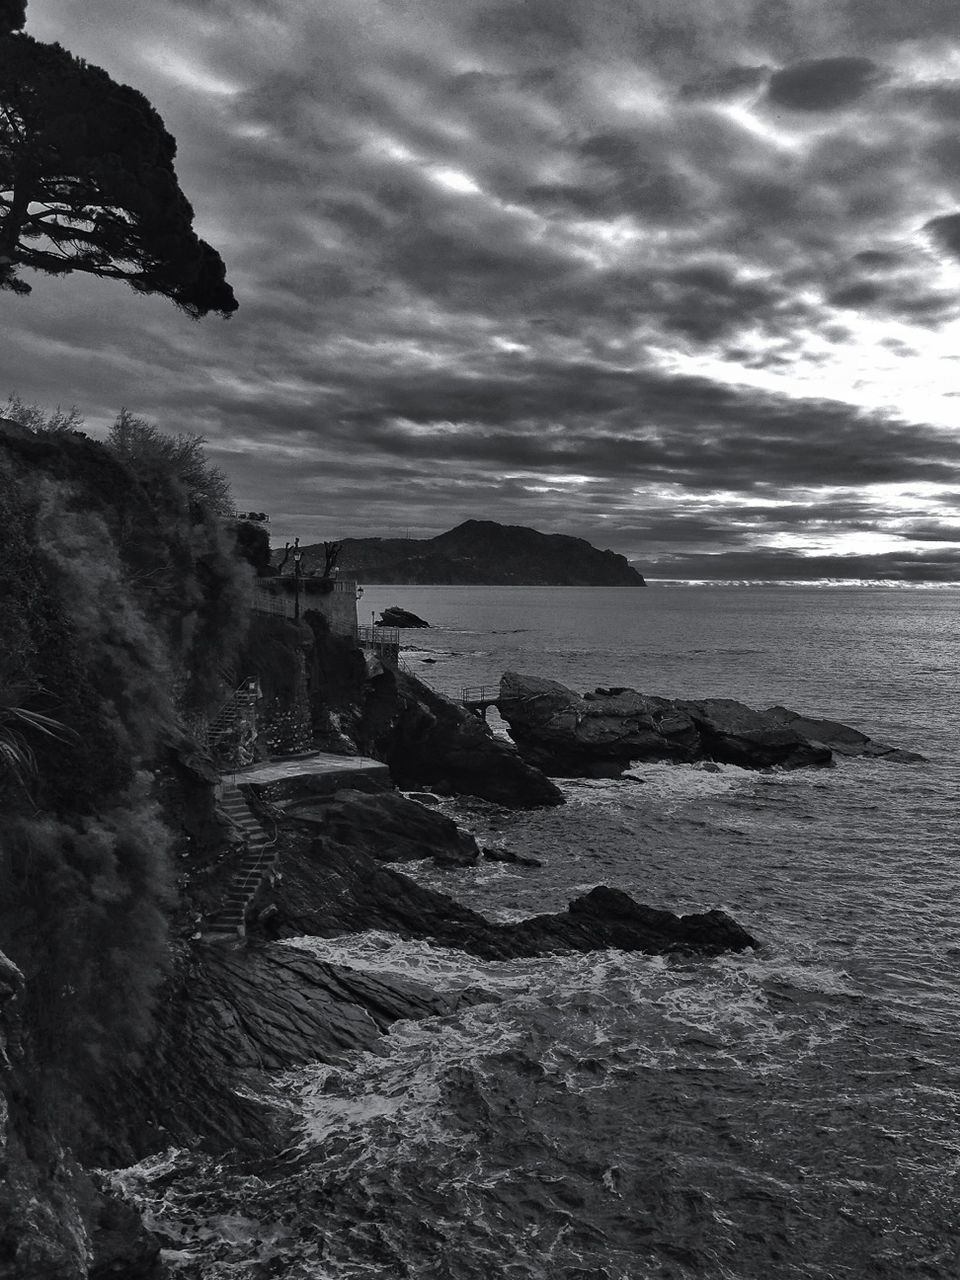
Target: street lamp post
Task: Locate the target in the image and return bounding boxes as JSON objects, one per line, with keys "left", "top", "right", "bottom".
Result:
{"left": 293, "top": 540, "right": 302, "bottom": 621}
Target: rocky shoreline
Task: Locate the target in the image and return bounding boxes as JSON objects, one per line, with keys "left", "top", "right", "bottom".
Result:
{"left": 0, "top": 640, "right": 923, "bottom": 1278}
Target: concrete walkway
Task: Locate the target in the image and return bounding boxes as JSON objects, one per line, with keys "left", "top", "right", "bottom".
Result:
{"left": 227, "top": 752, "right": 391, "bottom": 787}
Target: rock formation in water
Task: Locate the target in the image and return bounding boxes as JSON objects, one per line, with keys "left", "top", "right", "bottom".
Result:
{"left": 762, "top": 706, "right": 925, "bottom": 762}
{"left": 299, "top": 519, "right": 645, "bottom": 586}
{"left": 496, "top": 672, "right": 921, "bottom": 776}
{"left": 377, "top": 606, "right": 430, "bottom": 627}
{"left": 255, "top": 790, "right": 757, "bottom": 961}
{"left": 326, "top": 640, "right": 566, "bottom": 807}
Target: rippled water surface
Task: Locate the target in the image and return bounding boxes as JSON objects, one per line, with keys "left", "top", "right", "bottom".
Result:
{"left": 143, "top": 587, "right": 960, "bottom": 1277}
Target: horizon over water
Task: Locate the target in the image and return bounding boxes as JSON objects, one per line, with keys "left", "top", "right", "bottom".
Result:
{"left": 132, "top": 584, "right": 960, "bottom": 1278}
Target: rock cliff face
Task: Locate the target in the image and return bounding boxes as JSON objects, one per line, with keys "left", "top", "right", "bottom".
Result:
{"left": 495, "top": 672, "right": 919, "bottom": 775}
{"left": 256, "top": 613, "right": 565, "bottom": 808}
{"left": 301, "top": 520, "right": 645, "bottom": 586}
{"left": 352, "top": 663, "right": 566, "bottom": 808}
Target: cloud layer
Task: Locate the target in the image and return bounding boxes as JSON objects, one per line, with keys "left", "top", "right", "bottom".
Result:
{"left": 5, "top": 0, "right": 960, "bottom": 577}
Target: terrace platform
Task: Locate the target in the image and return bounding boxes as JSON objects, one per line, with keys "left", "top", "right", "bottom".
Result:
{"left": 222, "top": 751, "right": 391, "bottom": 799}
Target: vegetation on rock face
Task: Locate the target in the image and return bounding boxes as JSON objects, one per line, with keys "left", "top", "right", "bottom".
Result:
{"left": 0, "top": 404, "right": 249, "bottom": 1139}
{"left": 0, "top": 4, "right": 237, "bottom": 315}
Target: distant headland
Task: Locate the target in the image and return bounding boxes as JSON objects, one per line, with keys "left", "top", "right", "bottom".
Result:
{"left": 298, "top": 520, "right": 645, "bottom": 586}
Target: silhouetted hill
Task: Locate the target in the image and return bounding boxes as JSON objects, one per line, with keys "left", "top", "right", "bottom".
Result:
{"left": 301, "top": 520, "right": 645, "bottom": 585}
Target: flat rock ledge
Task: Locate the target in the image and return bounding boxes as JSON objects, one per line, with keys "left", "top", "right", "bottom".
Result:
{"left": 497, "top": 671, "right": 924, "bottom": 776}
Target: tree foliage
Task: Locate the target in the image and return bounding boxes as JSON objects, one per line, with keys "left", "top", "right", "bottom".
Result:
{"left": 0, "top": 26, "right": 237, "bottom": 316}
{"left": 0, "top": 1, "right": 25, "bottom": 36}
{"left": 3, "top": 390, "right": 83, "bottom": 433}
{"left": 107, "top": 408, "right": 234, "bottom": 517}
{"left": 0, "top": 414, "right": 253, "bottom": 1136}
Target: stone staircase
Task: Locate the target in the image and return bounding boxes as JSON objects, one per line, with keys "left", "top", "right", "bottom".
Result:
{"left": 204, "top": 784, "right": 277, "bottom": 939}
{"left": 189, "top": 679, "right": 259, "bottom": 769}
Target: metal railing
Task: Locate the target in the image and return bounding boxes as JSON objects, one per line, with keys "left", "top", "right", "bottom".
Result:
{"left": 357, "top": 624, "right": 400, "bottom": 650}
{"left": 460, "top": 685, "right": 499, "bottom": 704}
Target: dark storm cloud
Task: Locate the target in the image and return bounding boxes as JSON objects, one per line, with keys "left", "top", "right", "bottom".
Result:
{"left": 5, "top": 0, "right": 960, "bottom": 576}
{"left": 853, "top": 250, "right": 903, "bottom": 269}
{"left": 924, "top": 213, "right": 960, "bottom": 261}
{"left": 767, "top": 57, "right": 884, "bottom": 111}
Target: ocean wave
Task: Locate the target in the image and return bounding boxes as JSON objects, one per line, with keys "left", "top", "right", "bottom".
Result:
{"left": 560, "top": 761, "right": 760, "bottom": 809}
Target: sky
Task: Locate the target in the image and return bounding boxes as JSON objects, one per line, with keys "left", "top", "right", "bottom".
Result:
{"left": 5, "top": 0, "right": 960, "bottom": 580}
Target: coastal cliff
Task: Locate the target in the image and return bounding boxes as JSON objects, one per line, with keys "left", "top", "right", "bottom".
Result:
{"left": 0, "top": 422, "right": 740, "bottom": 1278}
{"left": 300, "top": 519, "right": 645, "bottom": 586}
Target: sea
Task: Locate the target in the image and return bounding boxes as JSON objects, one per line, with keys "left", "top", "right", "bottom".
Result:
{"left": 125, "top": 585, "right": 960, "bottom": 1279}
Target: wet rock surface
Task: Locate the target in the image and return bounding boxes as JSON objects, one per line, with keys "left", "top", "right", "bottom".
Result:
{"left": 261, "top": 822, "right": 757, "bottom": 961}
{"left": 88, "top": 1190, "right": 164, "bottom": 1280}
{"left": 495, "top": 672, "right": 919, "bottom": 775}
{"left": 125, "top": 935, "right": 489, "bottom": 1159}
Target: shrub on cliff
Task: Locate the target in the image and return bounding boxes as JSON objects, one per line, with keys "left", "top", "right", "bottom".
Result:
{"left": 0, "top": 779, "right": 175, "bottom": 1131}
{"left": 0, "top": 406, "right": 251, "bottom": 1139}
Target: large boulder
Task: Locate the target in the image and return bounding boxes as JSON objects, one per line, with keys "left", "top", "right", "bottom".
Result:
{"left": 495, "top": 672, "right": 915, "bottom": 774}
{"left": 284, "top": 787, "right": 481, "bottom": 867}
{"left": 377, "top": 606, "right": 430, "bottom": 628}
{"left": 496, "top": 673, "right": 701, "bottom": 775}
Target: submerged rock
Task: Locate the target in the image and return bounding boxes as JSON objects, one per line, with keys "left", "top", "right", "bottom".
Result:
{"left": 482, "top": 845, "right": 543, "bottom": 867}
{"left": 495, "top": 672, "right": 922, "bottom": 775}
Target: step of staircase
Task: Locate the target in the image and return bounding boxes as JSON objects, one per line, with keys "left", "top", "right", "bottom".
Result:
{"left": 206, "top": 912, "right": 243, "bottom": 928}
{"left": 205, "top": 778, "right": 280, "bottom": 940}
{"left": 222, "top": 807, "right": 255, "bottom": 822}
{"left": 232, "top": 827, "right": 267, "bottom": 843}
{"left": 221, "top": 805, "right": 256, "bottom": 821}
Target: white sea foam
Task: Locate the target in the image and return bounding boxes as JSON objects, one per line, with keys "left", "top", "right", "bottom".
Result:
{"left": 561, "top": 760, "right": 760, "bottom": 810}
{"left": 283, "top": 930, "right": 557, "bottom": 993}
